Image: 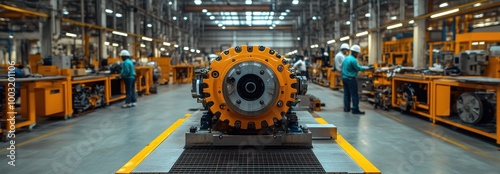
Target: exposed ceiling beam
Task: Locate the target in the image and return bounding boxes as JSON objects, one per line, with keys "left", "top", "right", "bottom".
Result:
{"left": 0, "top": 4, "right": 48, "bottom": 18}
{"left": 204, "top": 25, "right": 293, "bottom": 30}
{"left": 184, "top": 5, "right": 272, "bottom": 12}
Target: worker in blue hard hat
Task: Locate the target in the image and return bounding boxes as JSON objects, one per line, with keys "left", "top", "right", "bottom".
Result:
{"left": 118, "top": 50, "right": 137, "bottom": 108}
{"left": 341, "top": 45, "right": 373, "bottom": 114}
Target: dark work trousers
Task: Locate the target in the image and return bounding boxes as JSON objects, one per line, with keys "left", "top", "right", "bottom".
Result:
{"left": 125, "top": 77, "right": 137, "bottom": 104}
{"left": 342, "top": 77, "right": 359, "bottom": 110}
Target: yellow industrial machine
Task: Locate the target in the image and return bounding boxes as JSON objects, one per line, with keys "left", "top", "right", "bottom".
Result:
{"left": 191, "top": 45, "right": 307, "bottom": 134}
{"left": 382, "top": 38, "right": 413, "bottom": 67}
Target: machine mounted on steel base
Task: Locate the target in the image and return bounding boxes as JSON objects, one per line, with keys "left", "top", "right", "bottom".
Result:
{"left": 190, "top": 45, "right": 310, "bottom": 147}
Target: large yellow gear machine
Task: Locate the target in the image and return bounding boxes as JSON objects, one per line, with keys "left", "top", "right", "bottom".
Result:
{"left": 190, "top": 45, "right": 309, "bottom": 146}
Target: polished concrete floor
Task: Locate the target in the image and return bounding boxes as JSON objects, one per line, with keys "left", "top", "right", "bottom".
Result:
{"left": 1, "top": 83, "right": 499, "bottom": 174}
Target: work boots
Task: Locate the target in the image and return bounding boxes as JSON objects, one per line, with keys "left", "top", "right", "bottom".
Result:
{"left": 352, "top": 109, "right": 365, "bottom": 115}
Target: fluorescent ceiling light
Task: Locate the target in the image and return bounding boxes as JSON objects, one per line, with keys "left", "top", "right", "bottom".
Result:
{"left": 272, "top": 24, "right": 276, "bottom": 27}
{"left": 409, "top": 20, "right": 414, "bottom": 24}
{"left": 365, "top": 13, "right": 370, "bottom": 17}
{"left": 112, "top": 43, "right": 119, "bottom": 47}
{"left": 472, "top": 42, "right": 478, "bottom": 45}
{"left": 431, "top": 9, "right": 459, "bottom": 18}
{"left": 215, "top": 20, "right": 220, "bottom": 24}
{"left": 218, "top": 23, "right": 223, "bottom": 27}
{"left": 327, "top": 39, "right": 335, "bottom": 44}
{"left": 245, "top": 0, "right": 252, "bottom": 5}
{"left": 275, "top": 21, "right": 280, "bottom": 24}
{"left": 115, "top": 13, "right": 122, "bottom": 17}
{"left": 474, "top": 3, "right": 481, "bottom": 7}
{"left": 8, "top": 35, "right": 13, "bottom": 39}
{"left": 387, "top": 23, "right": 403, "bottom": 29}
{"left": 142, "top": 37, "right": 153, "bottom": 41}
{"left": 343, "top": 0, "right": 347, "bottom": 3}
{"left": 297, "top": 37, "right": 300, "bottom": 40}
{"left": 206, "top": 12, "right": 212, "bottom": 16}
{"left": 391, "top": 16, "right": 397, "bottom": 20}
{"left": 104, "top": 42, "right": 110, "bottom": 45}
{"left": 194, "top": 0, "right": 202, "bottom": 5}
{"left": 190, "top": 49, "right": 195, "bottom": 52}
{"left": 356, "top": 31, "right": 368, "bottom": 37}
{"left": 345, "top": 21, "right": 350, "bottom": 25}
{"left": 479, "top": 41, "right": 485, "bottom": 45}
{"left": 196, "top": 50, "right": 201, "bottom": 53}
{"left": 173, "top": 16, "right": 177, "bottom": 20}
{"left": 231, "top": 12, "right": 237, "bottom": 15}
{"left": 439, "top": 2, "right": 448, "bottom": 8}
{"left": 474, "top": 14, "right": 483, "bottom": 18}
{"left": 140, "top": 44, "right": 146, "bottom": 48}
{"left": 168, "top": 1, "right": 172, "bottom": 5}
{"left": 202, "top": 9, "right": 207, "bottom": 13}
{"left": 279, "top": 16, "right": 284, "bottom": 20}
{"left": 210, "top": 16, "right": 215, "bottom": 20}
{"left": 281, "top": 12, "right": 287, "bottom": 16}
{"left": 340, "top": 36, "right": 349, "bottom": 41}
{"left": 105, "top": 9, "right": 113, "bottom": 13}
{"left": 269, "top": 26, "right": 273, "bottom": 29}
{"left": 286, "top": 9, "right": 290, "bottom": 13}
{"left": 246, "top": 11, "right": 252, "bottom": 15}
{"left": 174, "top": 44, "right": 179, "bottom": 48}
{"left": 292, "top": 0, "right": 299, "bottom": 5}
{"left": 160, "top": 47, "right": 166, "bottom": 51}
{"left": 184, "top": 47, "right": 189, "bottom": 50}
{"left": 112, "top": 31, "right": 128, "bottom": 37}
{"left": 147, "top": 24, "right": 152, "bottom": 27}
{"left": 163, "top": 42, "right": 171, "bottom": 46}
{"left": 65, "top": 32, "right": 77, "bottom": 37}
{"left": 312, "top": 16, "right": 317, "bottom": 20}
{"left": 222, "top": 26, "right": 226, "bottom": 29}
{"left": 184, "top": 17, "right": 188, "bottom": 20}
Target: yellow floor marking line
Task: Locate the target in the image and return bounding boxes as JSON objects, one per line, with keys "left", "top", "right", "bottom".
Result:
{"left": 0, "top": 124, "right": 75, "bottom": 153}
{"left": 315, "top": 117, "right": 381, "bottom": 174}
{"left": 116, "top": 113, "right": 192, "bottom": 174}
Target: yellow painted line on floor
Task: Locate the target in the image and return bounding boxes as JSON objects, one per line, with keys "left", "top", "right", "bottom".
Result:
{"left": 421, "top": 129, "right": 468, "bottom": 149}
{"left": 116, "top": 113, "right": 192, "bottom": 174}
{"left": 376, "top": 110, "right": 404, "bottom": 123}
{"left": 0, "top": 124, "right": 76, "bottom": 153}
{"left": 315, "top": 117, "right": 381, "bottom": 174}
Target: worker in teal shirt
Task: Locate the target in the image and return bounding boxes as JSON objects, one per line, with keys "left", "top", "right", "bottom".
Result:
{"left": 341, "top": 45, "right": 373, "bottom": 114}
{"left": 119, "top": 50, "right": 137, "bottom": 108}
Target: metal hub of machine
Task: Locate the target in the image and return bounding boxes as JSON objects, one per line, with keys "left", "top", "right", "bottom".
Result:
{"left": 456, "top": 92, "right": 494, "bottom": 124}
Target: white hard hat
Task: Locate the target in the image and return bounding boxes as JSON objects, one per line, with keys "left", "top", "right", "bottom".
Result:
{"left": 119, "top": 50, "right": 131, "bottom": 56}
{"left": 350, "top": 45, "right": 361, "bottom": 53}
{"left": 340, "top": 43, "right": 350, "bottom": 50}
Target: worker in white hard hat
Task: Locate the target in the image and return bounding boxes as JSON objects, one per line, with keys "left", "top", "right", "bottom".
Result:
{"left": 118, "top": 50, "right": 137, "bottom": 108}
{"left": 341, "top": 45, "right": 373, "bottom": 114}
{"left": 334, "top": 43, "right": 350, "bottom": 71}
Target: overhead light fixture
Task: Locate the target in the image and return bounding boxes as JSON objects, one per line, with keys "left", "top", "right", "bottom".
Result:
{"left": 147, "top": 24, "right": 152, "bottom": 27}
{"left": 65, "top": 32, "right": 77, "bottom": 37}
{"left": 174, "top": 44, "right": 179, "bottom": 48}
{"left": 387, "top": 23, "right": 403, "bottom": 29}
{"left": 196, "top": 50, "right": 201, "bottom": 53}
{"left": 474, "top": 14, "right": 483, "bottom": 18}
{"left": 343, "top": 0, "right": 347, "bottom": 3}
{"left": 391, "top": 16, "right": 397, "bottom": 20}
{"left": 184, "top": 17, "right": 188, "bottom": 20}
{"left": 112, "top": 31, "right": 128, "bottom": 37}
{"left": 474, "top": 3, "right": 481, "bottom": 7}
{"left": 210, "top": 16, "right": 215, "bottom": 20}
{"left": 286, "top": 9, "right": 290, "bottom": 13}
{"left": 327, "top": 39, "right": 335, "bottom": 44}
{"left": 365, "top": 13, "right": 370, "bottom": 17}
{"left": 297, "top": 37, "right": 300, "bottom": 40}
{"left": 292, "top": 0, "right": 299, "bottom": 5}
{"left": 269, "top": 26, "right": 274, "bottom": 29}
{"left": 202, "top": 9, "right": 207, "bottom": 13}
{"left": 427, "top": 27, "right": 433, "bottom": 30}
{"left": 173, "top": 16, "right": 177, "bottom": 20}
{"left": 142, "top": 37, "right": 153, "bottom": 41}
{"left": 356, "top": 31, "right": 368, "bottom": 37}
{"left": 310, "top": 44, "right": 319, "bottom": 48}
{"left": 194, "top": 0, "right": 202, "bottom": 5}
{"left": 312, "top": 16, "right": 317, "bottom": 20}
{"left": 105, "top": 9, "right": 113, "bottom": 13}
{"left": 279, "top": 16, "right": 284, "bottom": 20}
{"left": 245, "top": 0, "right": 252, "bottom": 5}
{"left": 409, "top": 20, "right": 414, "bottom": 24}
{"left": 281, "top": 12, "right": 287, "bottom": 16}
{"left": 115, "top": 13, "right": 122, "bottom": 17}
{"left": 206, "top": 12, "right": 212, "bottom": 16}
{"left": 431, "top": 8, "right": 459, "bottom": 18}
{"left": 340, "top": 36, "right": 349, "bottom": 41}
{"left": 272, "top": 24, "right": 276, "bottom": 27}
{"left": 222, "top": 26, "right": 226, "bottom": 29}
{"left": 63, "top": 9, "right": 69, "bottom": 15}
{"left": 345, "top": 21, "right": 350, "bottom": 25}
{"left": 104, "top": 42, "right": 110, "bottom": 45}
{"left": 168, "top": 1, "right": 173, "bottom": 5}
{"left": 190, "top": 49, "right": 195, "bottom": 52}
{"left": 439, "top": 2, "right": 448, "bottom": 8}
{"left": 160, "top": 47, "right": 166, "bottom": 51}
{"left": 218, "top": 23, "right": 223, "bottom": 27}
{"left": 8, "top": 35, "right": 13, "bottom": 39}
{"left": 479, "top": 41, "right": 485, "bottom": 45}
{"left": 163, "top": 42, "right": 171, "bottom": 46}
{"left": 184, "top": 47, "right": 189, "bottom": 51}
{"left": 472, "top": 42, "right": 479, "bottom": 45}
{"left": 112, "top": 43, "right": 119, "bottom": 47}
{"left": 140, "top": 44, "right": 146, "bottom": 48}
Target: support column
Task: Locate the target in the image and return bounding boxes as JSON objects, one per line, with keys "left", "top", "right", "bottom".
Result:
{"left": 98, "top": 0, "right": 107, "bottom": 59}
{"left": 334, "top": 0, "right": 340, "bottom": 40}
{"left": 41, "top": 0, "right": 61, "bottom": 57}
{"left": 368, "top": 0, "right": 381, "bottom": 64}
{"left": 413, "top": 0, "right": 426, "bottom": 68}
{"left": 127, "top": 1, "right": 135, "bottom": 56}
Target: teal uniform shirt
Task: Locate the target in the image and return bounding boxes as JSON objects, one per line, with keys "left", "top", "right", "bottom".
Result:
{"left": 121, "top": 59, "right": 136, "bottom": 79}
{"left": 341, "top": 54, "right": 366, "bottom": 78}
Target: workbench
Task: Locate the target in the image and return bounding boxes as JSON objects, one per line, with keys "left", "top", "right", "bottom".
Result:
{"left": 116, "top": 111, "right": 380, "bottom": 174}
{"left": 107, "top": 74, "right": 126, "bottom": 103}
{"left": 135, "top": 66, "right": 154, "bottom": 95}
{"left": 171, "top": 65, "right": 194, "bottom": 84}
{"left": 0, "top": 76, "right": 67, "bottom": 140}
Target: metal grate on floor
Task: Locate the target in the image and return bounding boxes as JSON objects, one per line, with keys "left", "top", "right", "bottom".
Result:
{"left": 169, "top": 148, "right": 326, "bottom": 174}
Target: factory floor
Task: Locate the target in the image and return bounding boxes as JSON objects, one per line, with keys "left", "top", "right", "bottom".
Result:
{"left": 1, "top": 83, "right": 499, "bottom": 174}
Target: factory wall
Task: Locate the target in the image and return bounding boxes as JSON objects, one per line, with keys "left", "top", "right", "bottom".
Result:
{"left": 199, "top": 30, "right": 295, "bottom": 54}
